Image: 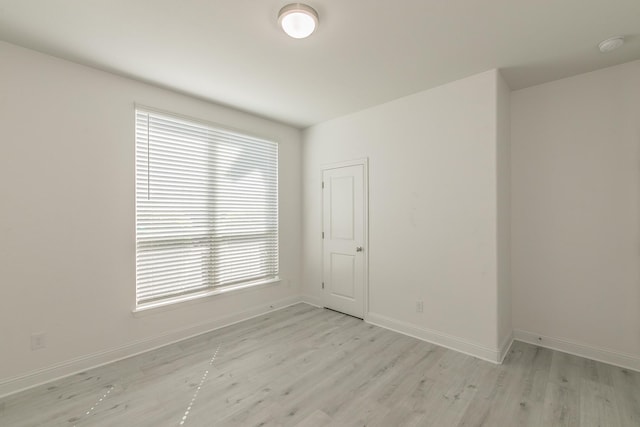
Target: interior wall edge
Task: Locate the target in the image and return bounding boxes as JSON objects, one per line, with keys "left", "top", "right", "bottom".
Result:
{"left": 365, "top": 312, "right": 503, "bottom": 364}
{"left": 514, "top": 329, "right": 640, "bottom": 373}
{"left": 299, "top": 294, "right": 323, "bottom": 308}
{"left": 499, "top": 332, "right": 515, "bottom": 363}
{"left": 0, "top": 296, "right": 302, "bottom": 399}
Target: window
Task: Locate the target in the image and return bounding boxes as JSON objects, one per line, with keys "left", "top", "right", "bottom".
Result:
{"left": 135, "top": 108, "right": 279, "bottom": 308}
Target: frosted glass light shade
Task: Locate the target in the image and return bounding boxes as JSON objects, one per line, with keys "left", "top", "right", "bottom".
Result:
{"left": 278, "top": 4, "right": 318, "bottom": 39}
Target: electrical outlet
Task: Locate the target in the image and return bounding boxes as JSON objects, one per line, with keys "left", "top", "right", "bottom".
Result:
{"left": 416, "top": 301, "right": 424, "bottom": 313}
{"left": 31, "top": 332, "right": 46, "bottom": 351}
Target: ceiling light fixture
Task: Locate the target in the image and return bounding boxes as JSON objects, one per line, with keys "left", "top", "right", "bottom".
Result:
{"left": 598, "top": 36, "right": 624, "bottom": 53}
{"left": 278, "top": 3, "right": 318, "bottom": 39}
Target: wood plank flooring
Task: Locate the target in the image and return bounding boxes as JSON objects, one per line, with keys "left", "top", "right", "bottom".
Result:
{"left": 0, "top": 303, "right": 638, "bottom": 426}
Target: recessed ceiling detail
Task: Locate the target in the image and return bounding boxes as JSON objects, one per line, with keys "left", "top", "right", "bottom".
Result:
{"left": 599, "top": 36, "right": 625, "bottom": 53}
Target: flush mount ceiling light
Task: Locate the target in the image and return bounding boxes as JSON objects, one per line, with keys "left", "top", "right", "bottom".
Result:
{"left": 598, "top": 36, "right": 624, "bottom": 53}
{"left": 278, "top": 3, "right": 318, "bottom": 39}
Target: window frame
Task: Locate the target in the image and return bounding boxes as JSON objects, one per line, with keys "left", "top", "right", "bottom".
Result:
{"left": 133, "top": 105, "right": 280, "bottom": 312}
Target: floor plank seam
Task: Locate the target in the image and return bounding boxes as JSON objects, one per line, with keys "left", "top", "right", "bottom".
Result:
{"left": 72, "top": 384, "right": 114, "bottom": 426}
{"left": 179, "top": 343, "right": 222, "bottom": 426}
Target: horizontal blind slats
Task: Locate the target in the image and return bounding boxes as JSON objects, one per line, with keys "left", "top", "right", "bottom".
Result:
{"left": 135, "top": 109, "right": 279, "bottom": 306}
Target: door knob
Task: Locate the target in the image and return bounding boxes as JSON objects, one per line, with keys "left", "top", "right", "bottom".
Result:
{"left": 356, "top": 246, "right": 363, "bottom": 252}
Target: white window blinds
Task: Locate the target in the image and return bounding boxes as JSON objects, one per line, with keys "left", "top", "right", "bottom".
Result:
{"left": 135, "top": 109, "right": 279, "bottom": 307}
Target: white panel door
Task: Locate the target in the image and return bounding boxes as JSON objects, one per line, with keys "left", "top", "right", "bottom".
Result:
{"left": 322, "top": 162, "right": 367, "bottom": 318}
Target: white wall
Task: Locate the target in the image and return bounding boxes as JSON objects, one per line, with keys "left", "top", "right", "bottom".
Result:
{"left": 496, "top": 71, "right": 512, "bottom": 354}
{"left": 511, "top": 60, "right": 640, "bottom": 369}
{"left": 0, "top": 41, "right": 302, "bottom": 395}
{"left": 303, "top": 69, "right": 508, "bottom": 361}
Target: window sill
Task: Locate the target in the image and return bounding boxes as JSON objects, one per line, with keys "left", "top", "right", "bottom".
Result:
{"left": 132, "top": 277, "right": 281, "bottom": 317}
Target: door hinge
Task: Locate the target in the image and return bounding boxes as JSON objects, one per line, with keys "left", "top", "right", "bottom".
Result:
{"left": 322, "top": 231, "right": 324, "bottom": 239}
{"left": 322, "top": 282, "right": 324, "bottom": 289}
{"left": 322, "top": 181, "right": 324, "bottom": 189}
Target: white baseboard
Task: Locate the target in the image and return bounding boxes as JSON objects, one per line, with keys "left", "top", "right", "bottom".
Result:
{"left": 0, "top": 296, "right": 301, "bottom": 399}
{"left": 514, "top": 329, "right": 640, "bottom": 372}
{"left": 14, "top": 300, "right": 638, "bottom": 399}
{"left": 365, "top": 312, "right": 502, "bottom": 364}
{"left": 498, "top": 331, "right": 514, "bottom": 363}
{"left": 300, "top": 294, "right": 323, "bottom": 308}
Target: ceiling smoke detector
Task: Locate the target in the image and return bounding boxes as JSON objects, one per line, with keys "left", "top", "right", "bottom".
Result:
{"left": 278, "top": 3, "right": 319, "bottom": 39}
{"left": 598, "top": 36, "right": 624, "bottom": 53}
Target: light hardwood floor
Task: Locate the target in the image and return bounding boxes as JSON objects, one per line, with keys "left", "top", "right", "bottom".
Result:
{"left": 1, "top": 303, "right": 638, "bottom": 426}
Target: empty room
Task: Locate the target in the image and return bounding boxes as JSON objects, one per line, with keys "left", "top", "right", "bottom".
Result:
{"left": 1, "top": 1, "right": 639, "bottom": 426}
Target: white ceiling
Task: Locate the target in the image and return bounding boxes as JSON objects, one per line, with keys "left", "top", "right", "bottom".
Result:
{"left": 1, "top": 0, "right": 639, "bottom": 128}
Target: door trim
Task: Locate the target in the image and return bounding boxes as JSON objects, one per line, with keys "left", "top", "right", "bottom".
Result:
{"left": 320, "top": 158, "right": 369, "bottom": 318}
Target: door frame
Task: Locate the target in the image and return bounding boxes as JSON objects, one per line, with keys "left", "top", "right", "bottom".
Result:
{"left": 320, "top": 157, "right": 369, "bottom": 318}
